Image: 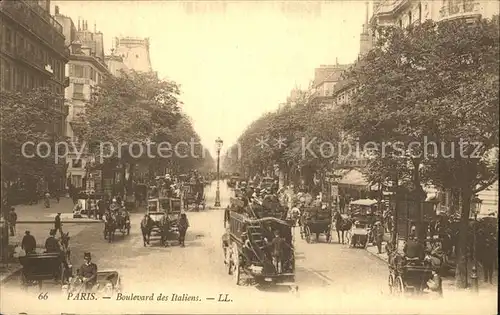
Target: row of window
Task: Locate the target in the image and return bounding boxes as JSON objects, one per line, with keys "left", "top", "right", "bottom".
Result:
{"left": 1, "top": 0, "right": 65, "bottom": 50}
{"left": 398, "top": 3, "right": 423, "bottom": 28}
{"left": 0, "top": 57, "right": 64, "bottom": 94}
{"left": 1, "top": 24, "right": 66, "bottom": 83}
{"left": 68, "top": 63, "right": 103, "bottom": 84}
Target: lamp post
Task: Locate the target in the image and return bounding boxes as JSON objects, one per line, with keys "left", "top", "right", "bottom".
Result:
{"left": 470, "top": 194, "right": 482, "bottom": 292}
{"left": 214, "top": 137, "right": 223, "bottom": 208}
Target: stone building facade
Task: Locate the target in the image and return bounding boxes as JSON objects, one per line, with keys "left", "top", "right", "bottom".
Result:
{"left": 1, "top": 0, "right": 70, "bottom": 192}
{"left": 55, "top": 9, "right": 110, "bottom": 191}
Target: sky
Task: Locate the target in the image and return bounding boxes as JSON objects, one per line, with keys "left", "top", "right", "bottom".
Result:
{"left": 52, "top": 0, "right": 368, "bottom": 157}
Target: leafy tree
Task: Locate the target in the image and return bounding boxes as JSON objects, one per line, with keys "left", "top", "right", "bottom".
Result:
{"left": 231, "top": 89, "right": 342, "bottom": 188}
{"left": 341, "top": 17, "right": 499, "bottom": 288}
{"left": 0, "top": 88, "right": 66, "bottom": 208}
{"left": 82, "top": 71, "right": 190, "bottom": 196}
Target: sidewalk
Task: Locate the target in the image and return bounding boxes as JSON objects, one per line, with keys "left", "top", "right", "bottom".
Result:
{"left": 11, "top": 197, "right": 74, "bottom": 221}
{"left": 365, "top": 243, "right": 498, "bottom": 295}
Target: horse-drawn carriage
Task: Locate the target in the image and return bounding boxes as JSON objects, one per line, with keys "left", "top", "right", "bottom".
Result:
{"left": 19, "top": 253, "right": 70, "bottom": 289}
{"left": 147, "top": 197, "right": 182, "bottom": 245}
{"left": 387, "top": 196, "right": 443, "bottom": 297}
{"left": 73, "top": 192, "right": 106, "bottom": 218}
{"left": 103, "top": 207, "right": 131, "bottom": 242}
{"left": 182, "top": 182, "right": 205, "bottom": 211}
{"left": 227, "top": 173, "right": 242, "bottom": 188}
{"left": 300, "top": 205, "right": 333, "bottom": 243}
{"left": 347, "top": 199, "right": 380, "bottom": 248}
{"left": 258, "top": 176, "right": 274, "bottom": 190}
{"left": 225, "top": 210, "right": 298, "bottom": 293}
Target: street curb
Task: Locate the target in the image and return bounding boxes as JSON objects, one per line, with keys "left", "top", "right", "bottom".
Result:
{"left": 0, "top": 266, "right": 22, "bottom": 285}
{"left": 365, "top": 245, "right": 389, "bottom": 264}
{"left": 207, "top": 207, "right": 223, "bottom": 210}
{"left": 16, "top": 220, "right": 102, "bottom": 224}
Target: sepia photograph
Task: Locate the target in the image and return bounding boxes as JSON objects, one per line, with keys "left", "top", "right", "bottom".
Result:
{"left": 0, "top": 0, "right": 498, "bottom": 314}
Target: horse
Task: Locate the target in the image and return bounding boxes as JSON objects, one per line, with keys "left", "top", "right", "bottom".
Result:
{"left": 103, "top": 212, "right": 116, "bottom": 243}
{"left": 333, "top": 211, "right": 352, "bottom": 244}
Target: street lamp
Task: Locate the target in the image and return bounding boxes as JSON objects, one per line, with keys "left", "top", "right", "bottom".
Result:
{"left": 214, "top": 137, "right": 223, "bottom": 208}
{"left": 470, "top": 194, "right": 482, "bottom": 292}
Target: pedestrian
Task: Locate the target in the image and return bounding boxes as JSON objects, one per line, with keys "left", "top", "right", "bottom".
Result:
{"left": 8, "top": 207, "right": 17, "bottom": 236}
{"left": 97, "top": 198, "right": 106, "bottom": 220}
{"left": 54, "top": 189, "right": 60, "bottom": 203}
{"left": 44, "top": 191, "right": 51, "bottom": 208}
{"left": 21, "top": 230, "right": 36, "bottom": 255}
{"left": 54, "top": 212, "right": 63, "bottom": 236}
{"left": 269, "top": 229, "right": 285, "bottom": 273}
{"left": 140, "top": 214, "right": 153, "bottom": 246}
{"left": 339, "top": 195, "right": 345, "bottom": 213}
{"left": 161, "top": 215, "right": 170, "bottom": 247}
{"left": 177, "top": 213, "right": 189, "bottom": 247}
{"left": 373, "top": 221, "right": 384, "bottom": 254}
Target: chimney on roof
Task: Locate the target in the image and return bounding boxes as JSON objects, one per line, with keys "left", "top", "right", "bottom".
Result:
{"left": 78, "top": 18, "right": 81, "bottom": 31}
{"left": 55, "top": 6, "right": 59, "bottom": 15}
{"left": 94, "top": 22, "right": 97, "bottom": 33}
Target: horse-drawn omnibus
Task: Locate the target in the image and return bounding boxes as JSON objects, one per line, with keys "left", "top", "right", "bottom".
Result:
{"left": 147, "top": 197, "right": 182, "bottom": 246}
{"left": 225, "top": 210, "right": 298, "bottom": 293}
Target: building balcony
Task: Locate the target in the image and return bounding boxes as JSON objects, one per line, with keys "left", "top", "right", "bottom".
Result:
{"left": 15, "top": 50, "right": 53, "bottom": 76}
{"left": 1, "top": 0, "right": 66, "bottom": 55}
{"left": 439, "top": 1, "right": 482, "bottom": 22}
{"left": 373, "top": 0, "right": 411, "bottom": 17}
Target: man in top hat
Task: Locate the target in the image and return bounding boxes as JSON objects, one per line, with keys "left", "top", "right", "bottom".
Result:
{"left": 78, "top": 252, "right": 97, "bottom": 290}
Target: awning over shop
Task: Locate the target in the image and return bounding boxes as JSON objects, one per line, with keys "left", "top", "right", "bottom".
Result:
{"left": 337, "top": 169, "right": 370, "bottom": 189}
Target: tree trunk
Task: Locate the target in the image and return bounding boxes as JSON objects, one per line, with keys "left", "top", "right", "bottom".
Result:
{"left": 455, "top": 187, "right": 472, "bottom": 288}
{"left": 411, "top": 159, "right": 423, "bottom": 191}
{"left": 126, "top": 162, "right": 135, "bottom": 196}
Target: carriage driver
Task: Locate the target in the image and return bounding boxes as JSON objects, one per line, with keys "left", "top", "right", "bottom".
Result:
{"left": 403, "top": 227, "right": 425, "bottom": 261}
{"left": 45, "top": 229, "right": 61, "bottom": 253}
{"left": 78, "top": 252, "right": 98, "bottom": 290}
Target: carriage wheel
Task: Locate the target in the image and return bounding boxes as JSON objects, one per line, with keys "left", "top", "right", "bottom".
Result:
{"left": 363, "top": 237, "right": 369, "bottom": 249}
{"left": 60, "top": 262, "right": 66, "bottom": 286}
{"left": 348, "top": 234, "right": 355, "bottom": 248}
{"left": 305, "top": 226, "right": 311, "bottom": 243}
{"left": 394, "top": 276, "right": 405, "bottom": 296}
{"left": 345, "top": 230, "right": 352, "bottom": 245}
{"left": 20, "top": 271, "right": 28, "bottom": 290}
{"left": 388, "top": 274, "right": 394, "bottom": 295}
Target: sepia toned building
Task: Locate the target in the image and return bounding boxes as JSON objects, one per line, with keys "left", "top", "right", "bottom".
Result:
{"left": 372, "top": 0, "right": 499, "bottom": 27}
{"left": 0, "top": 0, "right": 70, "bottom": 191}
{"left": 112, "top": 36, "right": 152, "bottom": 72}
{"left": 55, "top": 8, "right": 111, "bottom": 191}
